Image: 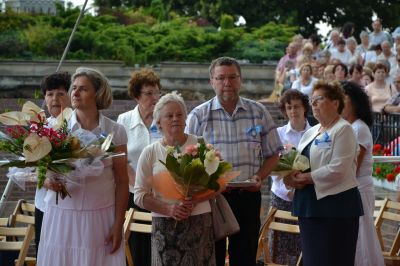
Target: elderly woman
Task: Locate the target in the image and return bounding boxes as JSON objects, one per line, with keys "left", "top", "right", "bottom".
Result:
{"left": 284, "top": 80, "right": 363, "bottom": 266}
{"left": 270, "top": 89, "right": 311, "bottom": 265}
{"left": 365, "top": 63, "right": 396, "bottom": 112}
{"left": 291, "top": 63, "right": 318, "bottom": 97}
{"left": 37, "top": 67, "right": 129, "bottom": 265}
{"left": 341, "top": 81, "right": 384, "bottom": 266}
{"left": 134, "top": 91, "right": 216, "bottom": 266}
{"left": 117, "top": 69, "right": 162, "bottom": 266}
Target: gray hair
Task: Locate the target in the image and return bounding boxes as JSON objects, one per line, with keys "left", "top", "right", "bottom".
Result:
{"left": 209, "top": 57, "right": 241, "bottom": 79}
{"left": 346, "top": 37, "right": 357, "bottom": 45}
{"left": 153, "top": 91, "right": 187, "bottom": 130}
{"left": 359, "top": 30, "right": 369, "bottom": 39}
{"left": 70, "top": 67, "right": 112, "bottom": 110}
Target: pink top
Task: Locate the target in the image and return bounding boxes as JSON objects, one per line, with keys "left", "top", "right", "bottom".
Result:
{"left": 365, "top": 83, "right": 395, "bottom": 112}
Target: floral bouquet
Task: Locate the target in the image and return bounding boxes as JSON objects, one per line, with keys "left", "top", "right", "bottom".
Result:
{"left": 0, "top": 101, "right": 120, "bottom": 202}
{"left": 372, "top": 144, "right": 400, "bottom": 182}
{"left": 271, "top": 147, "right": 310, "bottom": 179}
{"left": 152, "top": 141, "right": 240, "bottom": 201}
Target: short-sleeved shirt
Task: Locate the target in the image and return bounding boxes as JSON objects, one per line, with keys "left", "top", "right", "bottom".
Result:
{"left": 117, "top": 106, "right": 162, "bottom": 192}
{"left": 185, "top": 96, "right": 283, "bottom": 181}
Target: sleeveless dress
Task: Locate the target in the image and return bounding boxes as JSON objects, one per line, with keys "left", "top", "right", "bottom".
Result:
{"left": 37, "top": 112, "right": 127, "bottom": 266}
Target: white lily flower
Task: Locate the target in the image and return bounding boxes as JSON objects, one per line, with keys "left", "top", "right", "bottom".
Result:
{"left": 23, "top": 133, "right": 52, "bottom": 162}
{"left": 204, "top": 150, "right": 220, "bottom": 175}
{"left": 0, "top": 111, "right": 31, "bottom": 126}
{"left": 22, "top": 101, "right": 46, "bottom": 122}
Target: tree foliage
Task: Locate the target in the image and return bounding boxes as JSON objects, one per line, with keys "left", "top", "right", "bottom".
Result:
{"left": 0, "top": 6, "right": 297, "bottom": 64}
{"left": 104, "top": 0, "right": 400, "bottom": 36}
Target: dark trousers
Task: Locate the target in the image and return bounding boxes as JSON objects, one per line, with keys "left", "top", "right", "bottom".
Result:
{"left": 35, "top": 207, "right": 44, "bottom": 255}
{"left": 299, "top": 216, "right": 359, "bottom": 266}
{"left": 215, "top": 190, "right": 261, "bottom": 266}
{"left": 127, "top": 192, "right": 151, "bottom": 266}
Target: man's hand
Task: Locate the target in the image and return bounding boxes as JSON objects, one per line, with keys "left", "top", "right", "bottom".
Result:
{"left": 244, "top": 175, "right": 262, "bottom": 192}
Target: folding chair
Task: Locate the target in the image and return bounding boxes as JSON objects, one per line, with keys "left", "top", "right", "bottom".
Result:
{"left": 257, "top": 207, "right": 302, "bottom": 266}
{"left": 123, "top": 208, "right": 152, "bottom": 266}
{"left": 12, "top": 200, "right": 35, "bottom": 217}
{"left": 0, "top": 224, "right": 35, "bottom": 266}
{"left": 374, "top": 199, "right": 400, "bottom": 266}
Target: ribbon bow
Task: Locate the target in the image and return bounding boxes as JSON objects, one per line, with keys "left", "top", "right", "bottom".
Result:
{"left": 314, "top": 132, "right": 331, "bottom": 145}
{"left": 246, "top": 125, "right": 263, "bottom": 137}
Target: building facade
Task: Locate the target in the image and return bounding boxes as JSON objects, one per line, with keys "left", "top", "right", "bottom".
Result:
{"left": 5, "top": 0, "right": 64, "bottom": 15}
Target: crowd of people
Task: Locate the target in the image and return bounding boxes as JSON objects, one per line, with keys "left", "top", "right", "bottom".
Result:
{"left": 276, "top": 18, "right": 400, "bottom": 115}
{"left": 26, "top": 19, "right": 400, "bottom": 266}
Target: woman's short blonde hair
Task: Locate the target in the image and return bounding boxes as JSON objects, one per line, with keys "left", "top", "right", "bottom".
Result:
{"left": 153, "top": 91, "right": 187, "bottom": 131}
{"left": 70, "top": 67, "right": 112, "bottom": 110}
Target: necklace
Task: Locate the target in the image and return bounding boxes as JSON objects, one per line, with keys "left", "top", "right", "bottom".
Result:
{"left": 318, "top": 116, "right": 340, "bottom": 134}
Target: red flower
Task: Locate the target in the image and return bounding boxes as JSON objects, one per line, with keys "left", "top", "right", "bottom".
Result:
{"left": 386, "top": 173, "right": 395, "bottom": 182}
{"left": 395, "top": 166, "right": 400, "bottom": 174}
{"left": 384, "top": 148, "right": 392, "bottom": 156}
{"left": 375, "top": 167, "right": 382, "bottom": 174}
{"left": 373, "top": 144, "right": 382, "bottom": 153}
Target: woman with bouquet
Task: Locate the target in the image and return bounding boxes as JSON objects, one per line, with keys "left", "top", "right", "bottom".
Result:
{"left": 37, "top": 67, "right": 129, "bottom": 266}
{"left": 117, "top": 69, "right": 162, "bottom": 266}
{"left": 284, "top": 80, "right": 363, "bottom": 266}
{"left": 270, "top": 89, "right": 310, "bottom": 265}
{"left": 341, "top": 81, "right": 384, "bottom": 266}
{"left": 134, "top": 91, "right": 216, "bottom": 266}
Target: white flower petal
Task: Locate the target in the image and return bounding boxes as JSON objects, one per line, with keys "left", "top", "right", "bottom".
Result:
{"left": 23, "top": 133, "right": 52, "bottom": 162}
{"left": 204, "top": 153, "right": 220, "bottom": 175}
{"left": 0, "top": 111, "right": 30, "bottom": 126}
{"left": 22, "top": 101, "right": 45, "bottom": 122}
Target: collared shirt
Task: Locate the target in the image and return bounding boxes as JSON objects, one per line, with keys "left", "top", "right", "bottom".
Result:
{"left": 271, "top": 121, "right": 311, "bottom": 201}
{"left": 185, "top": 97, "right": 283, "bottom": 181}
{"left": 117, "top": 106, "right": 162, "bottom": 192}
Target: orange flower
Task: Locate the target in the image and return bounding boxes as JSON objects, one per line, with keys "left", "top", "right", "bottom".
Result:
{"left": 375, "top": 167, "right": 382, "bottom": 174}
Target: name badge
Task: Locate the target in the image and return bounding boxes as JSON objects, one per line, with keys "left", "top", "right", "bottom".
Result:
{"left": 316, "top": 141, "right": 332, "bottom": 149}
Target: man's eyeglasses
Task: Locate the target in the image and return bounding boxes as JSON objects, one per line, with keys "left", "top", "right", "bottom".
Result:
{"left": 213, "top": 75, "right": 240, "bottom": 82}
{"left": 142, "top": 91, "right": 161, "bottom": 97}
{"left": 309, "top": 95, "right": 325, "bottom": 106}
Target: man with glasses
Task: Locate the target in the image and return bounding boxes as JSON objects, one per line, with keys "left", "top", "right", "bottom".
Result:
{"left": 185, "top": 56, "right": 282, "bottom": 266}
{"left": 383, "top": 72, "right": 400, "bottom": 114}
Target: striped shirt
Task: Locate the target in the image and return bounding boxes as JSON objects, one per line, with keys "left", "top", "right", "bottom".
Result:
{"left": 185, "top": 97, "right": 283, "bottom": 181}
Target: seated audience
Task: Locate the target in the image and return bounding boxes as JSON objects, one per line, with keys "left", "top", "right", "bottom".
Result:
{"left": 365, "top": 63, "right": 396, "bottom": 112}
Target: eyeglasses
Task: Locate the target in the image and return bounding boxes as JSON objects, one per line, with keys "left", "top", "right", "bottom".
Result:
{"left": 142, "top": 91, "right": 161, "bottom": 97}
{"left": 213, "top": 75, "right": 240, "bottom": 82}
{"left": 309, "top": 95, "right": 325, "bottom": 106}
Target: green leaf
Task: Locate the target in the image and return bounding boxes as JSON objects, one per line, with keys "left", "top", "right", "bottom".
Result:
{"left": 179, "top": 153, "right": 192, "bottom": 174}
{"left": 182, "top": 158, "right": 209, "bottom": 187}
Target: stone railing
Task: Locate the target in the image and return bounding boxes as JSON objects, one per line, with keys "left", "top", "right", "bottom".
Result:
{"left": 0, "top": 60, "right": 277, "bottom": 100}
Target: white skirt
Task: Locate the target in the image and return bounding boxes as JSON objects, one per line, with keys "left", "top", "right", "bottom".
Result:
{"left": 37, "top": 205, "right": 125, "bottom": 266}
{"left": 355, "top": 176, "right": 385, "bottom": 266}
